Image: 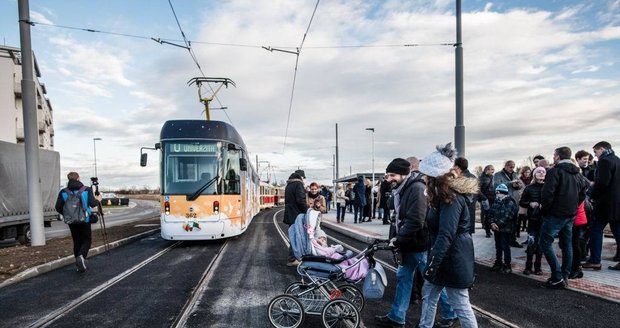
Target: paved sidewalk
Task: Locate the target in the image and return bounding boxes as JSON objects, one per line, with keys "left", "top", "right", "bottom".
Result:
{"left": 320, "top": 209, "right": 620, "bottom": 303}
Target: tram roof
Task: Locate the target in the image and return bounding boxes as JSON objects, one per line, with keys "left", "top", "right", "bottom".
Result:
{"left": 160, "top": 120, "right": 246, "bottom": 150}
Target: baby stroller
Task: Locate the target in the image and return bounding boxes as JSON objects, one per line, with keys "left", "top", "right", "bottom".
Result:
{"left": 268, "top": 238, "right": 393, "bottom": 328}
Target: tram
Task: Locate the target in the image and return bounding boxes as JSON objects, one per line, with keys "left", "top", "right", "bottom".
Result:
{"left": 140, "top": 119, "right": 260, "bottom": 240}
{"left": 259, "top": 181, "right": 275, "bottom": 209}
{"left": 274, "top": 185, "right": 285, "bottom": 206}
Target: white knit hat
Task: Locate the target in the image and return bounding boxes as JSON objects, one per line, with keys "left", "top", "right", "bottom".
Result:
{"left": 419, "top": 143, "right": 457, "bottom": 177}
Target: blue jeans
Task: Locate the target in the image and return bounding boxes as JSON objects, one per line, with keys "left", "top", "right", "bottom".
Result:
{"left": 419, "top": 281, "right": 478, "bottom": 328}
{"left": 336, "top": 203, "right": 346, "bottom": 221}
{"left": 588, "top": 220, "right": 620, "bottom": 264}
{"left": 387, "top": 251, "right": 427, "bottom": 324}
{"left": 540, "top": 216, "right": 574, "bottom": 281}
{"left": 353, "top": 204, "right": 364, "bottom": 222}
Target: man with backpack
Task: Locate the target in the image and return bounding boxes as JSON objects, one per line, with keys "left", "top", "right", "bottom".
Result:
{"left": 55, "top": 171, "right": 102, "bottom": 273}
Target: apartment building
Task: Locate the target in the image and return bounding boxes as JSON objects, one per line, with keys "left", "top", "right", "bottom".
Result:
{"left": 0, "top": 45, "right": 54, "bottom": 150}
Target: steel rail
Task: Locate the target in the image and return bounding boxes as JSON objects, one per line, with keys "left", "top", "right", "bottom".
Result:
{"left": 171, "top": 239, "right": 230, "bottom": 328}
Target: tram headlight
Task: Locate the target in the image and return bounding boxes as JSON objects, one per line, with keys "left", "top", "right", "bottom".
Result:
{"left": 213, "top": 201, "right": 219, "bottom": 214}
{"left": 164, "top": 201, "right": 170, "bottom": 215}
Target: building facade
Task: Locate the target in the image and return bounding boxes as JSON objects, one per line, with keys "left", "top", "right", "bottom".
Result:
{"left": 0, "top": 45, "right": 54, "bottom": 150}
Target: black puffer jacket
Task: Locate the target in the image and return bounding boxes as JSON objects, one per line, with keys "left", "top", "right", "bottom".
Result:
{"left": 389, "top": 174, "right": 429, "bottom": 253}
{"left": 541, "top": 161, "right": 587, "bottom": 218}
{"left": 283, "top": 174, "right": 308, "bottom": 225}
{"left": 591, "top": 150, "right": 620, "bottom": 222}
{"left": 424, "top": 176, "right": 477, "bottom": 289}
{"left": 479, "top": 172, "right": 495, "bottom": 203}
{"left": 519, "top": 182, "right": 543, "bottom": 222}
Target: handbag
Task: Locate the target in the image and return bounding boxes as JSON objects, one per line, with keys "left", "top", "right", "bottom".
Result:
{"left": 363, "top": 262, "right": 387, "bottom": 299}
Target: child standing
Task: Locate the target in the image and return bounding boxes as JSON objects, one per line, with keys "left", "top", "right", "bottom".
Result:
{"left": 489, "top": 183, "right": 519, "bottom": 274}
{"left": 519, "top": 167, "right": 546, "bottom": 275}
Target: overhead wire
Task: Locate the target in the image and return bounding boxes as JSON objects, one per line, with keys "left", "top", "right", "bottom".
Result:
{"left": 167, "top": 0, "right": 231, "bottom": 125}
{"left": 28, "top": 20, "right": 455, "bottom": 50}
{"left": 281, "top": 0, "right": 320, "bottom": 153}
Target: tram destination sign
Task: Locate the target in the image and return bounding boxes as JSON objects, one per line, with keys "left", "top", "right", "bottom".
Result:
{"left": 168, "top": 143, "right": 218, "bottom": 153}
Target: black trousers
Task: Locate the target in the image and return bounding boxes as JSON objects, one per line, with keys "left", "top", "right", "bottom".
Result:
{"left": 69, "top": 223, "right": 92, "bottom": 259}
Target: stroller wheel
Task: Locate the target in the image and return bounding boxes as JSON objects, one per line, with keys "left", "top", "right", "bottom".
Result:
{"left": 268, "top": 294, "right": 305, "bottom": 328}
{"left": 338, "top": 284, "right": 365, "bottom": 312}
{"left": 321, "top": 299, "right": 360, "bottom": 328}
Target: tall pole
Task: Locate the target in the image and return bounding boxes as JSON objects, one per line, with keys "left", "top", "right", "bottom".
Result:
{"left": 335, "top": 123, "right": 339, "bottom": 184}
{"left": 93, "top": 138, "right": 102, "bottom": 177}
{"left": 19, "top": 0, "right": 45, "bottom": 246}
{"left": 332, "top": 154, "right": 336, "bottom": 210}
{"left": 455, "top": 0, "right": 465, "bottom": 156}
{"left": 366, "top": 128, "right": 375, "bottom": 219}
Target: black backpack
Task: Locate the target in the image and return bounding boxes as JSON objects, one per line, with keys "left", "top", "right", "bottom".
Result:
{"left": 62, "top": 186, "right": 88, "bottom": 224}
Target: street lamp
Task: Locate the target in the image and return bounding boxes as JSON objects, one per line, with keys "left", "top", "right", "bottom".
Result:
{"left": 93, "top": 137, "right": 102, "bottom": 177}
{"left": 365, "top": 128, "right": 375, "bottom": 219}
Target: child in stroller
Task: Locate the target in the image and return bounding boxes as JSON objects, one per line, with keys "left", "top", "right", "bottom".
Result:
{"left": 270, "top": 210, "right": 393, "bottom": 328}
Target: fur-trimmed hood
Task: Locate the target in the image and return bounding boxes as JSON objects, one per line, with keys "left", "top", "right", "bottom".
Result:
{"left": 448, "top": 176, "right": 479, "bottom": 195}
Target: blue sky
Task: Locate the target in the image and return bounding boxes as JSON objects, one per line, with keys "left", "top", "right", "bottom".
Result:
{"left": 1, "top": 0, "right": 619, "bottom": 189}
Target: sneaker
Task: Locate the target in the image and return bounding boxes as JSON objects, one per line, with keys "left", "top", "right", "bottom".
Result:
{"left": 534, "top": 270, "right": 544, "bottom": 276}
{"left": 523, "top": 269, "right": 532, "bottom": 275}
{"left": 502, "top": 264, "right": 512, "bottom": 274}
{"left": 374, "top": 315, "right": 404, "bottom": 328}
{"left": 286, "top": 259, "right": 300, "bottom": 267}
{"left": 568, "top": 270, "right": 583, "bottom": 279}
{"left": 541, "top": 278, "right": 566, "bottom": 289}
{"left": 490, "top": 262, "right": 502, "bottom": 272}
{"left": 76, "top": 255, "right": 86, "bottom": 273}
{"left": 435, "top": 318, "right": 459, "bottom": 328}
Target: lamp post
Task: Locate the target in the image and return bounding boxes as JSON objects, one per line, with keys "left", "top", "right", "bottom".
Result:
{"left": 365, "top": 128, "right": 375, "bottom": 219}
{"left": 93, "top": 137, "right": 102, "bottom": 177}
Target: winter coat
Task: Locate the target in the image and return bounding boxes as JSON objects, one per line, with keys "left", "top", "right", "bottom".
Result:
{"left": 353, "top": 178, "right": 366, "bottom": 207}
{"left": 424, "top": 176, "right": 478, "bottom": 289}
{"left": 574, "top": 202, "right": 587, "bottom": 226}
{"left": 283, "top": 174, "right": 308, "bottom": 225}
{"left": 488, "top": 195, "right": 518, "bottom": 233}
{"left": 306, "top": 194, "right": 327, "bottom": 213}
{"left": 541, "top": 161, "right": 588, "bottom": 218}
{"left": 479, "top": 173, "right": 496, "bottom": 203}
{"left": 336, "top": 188, "right": 348, "bottom": 205}
{"left": 519, "top": 182, "right": 543, "bottom": 222}
{"left": 379, "top": 179, "right": 392, "bottom": 207}
{"left": 493, "top": 169, "right": 522, "bottom": 203}
{"left": 389, "top": 174, "right": 429, "bottom": 253}
{"left": 591, "top": 150, "right": 620, "bottom": 222}
{"left": 462, "top": 170, "right": 479, "bottom": 234}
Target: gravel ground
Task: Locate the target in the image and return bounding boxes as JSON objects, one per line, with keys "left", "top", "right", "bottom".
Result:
{"left": 0, "top": 216, "right": 159, "bottom": 283}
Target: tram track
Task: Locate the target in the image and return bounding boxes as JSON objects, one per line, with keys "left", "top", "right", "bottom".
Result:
{"left": 272, "top": 209, "right": 518, "bottom": 328}
{"left": 171, "top": 240, "right": 230, "bottom": 328}
{"left": 28, "top": 241, "right": 182, "bottom": 328}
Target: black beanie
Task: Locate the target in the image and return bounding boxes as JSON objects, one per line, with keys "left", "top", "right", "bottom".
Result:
{"left": 386, "top": 158, "right": 410, "bottom": 175}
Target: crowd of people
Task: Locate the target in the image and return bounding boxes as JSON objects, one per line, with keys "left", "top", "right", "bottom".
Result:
{"left": 282, "top": 140, "right": 619, "bottom": 328}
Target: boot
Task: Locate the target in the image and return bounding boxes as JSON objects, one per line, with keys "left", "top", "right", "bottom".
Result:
{"left": 491, "top": 262, "right": 502, "bottom": 272}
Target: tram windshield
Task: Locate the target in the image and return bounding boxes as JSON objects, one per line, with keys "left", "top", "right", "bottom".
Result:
{"left": 162, "top": 141, "right": 242, "bottom": 196}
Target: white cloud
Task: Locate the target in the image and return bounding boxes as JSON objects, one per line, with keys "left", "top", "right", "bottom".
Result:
{"left": 15, "top": 0, "right": 620, "bottom": 188}
{"left": 30, "top": 10, "right": 53, "bottom": 25}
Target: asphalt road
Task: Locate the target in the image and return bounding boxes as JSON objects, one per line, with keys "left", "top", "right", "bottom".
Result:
{"left": 1, "top": 207, "right": 618, "bottom": 328}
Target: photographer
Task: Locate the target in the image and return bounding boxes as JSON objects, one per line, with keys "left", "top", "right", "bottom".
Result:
{"left": 54, "top": 172, "right": 102, "bottom": 273}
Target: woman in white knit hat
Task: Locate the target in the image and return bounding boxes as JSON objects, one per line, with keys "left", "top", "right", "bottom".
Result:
{"left": 418, "top": 143, "right": 479, "bottom": 328}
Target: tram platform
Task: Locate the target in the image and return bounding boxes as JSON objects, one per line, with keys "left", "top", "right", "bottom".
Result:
{"left": 320, "top": 208, "right": 620, "bottom": 303}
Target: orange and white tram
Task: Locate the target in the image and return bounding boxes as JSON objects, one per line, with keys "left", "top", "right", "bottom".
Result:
{"left": 141, "top": 120, "right": 260, "bottom": 240}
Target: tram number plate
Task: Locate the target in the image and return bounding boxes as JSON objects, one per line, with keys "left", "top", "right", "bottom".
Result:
{"left": 185, "top": 212, "right": 197, "bottom": 218}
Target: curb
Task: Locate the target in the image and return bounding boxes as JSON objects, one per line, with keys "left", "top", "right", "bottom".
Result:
{"left": 0, "top": 228, "right": 160, "bottom": 289}
{"left": 321, "top": 220, "right": 386, "bottom": 244}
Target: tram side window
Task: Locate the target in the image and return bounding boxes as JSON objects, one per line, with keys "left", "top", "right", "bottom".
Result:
{"left": 224, "top": 148, "right": 241, "bottom": 195}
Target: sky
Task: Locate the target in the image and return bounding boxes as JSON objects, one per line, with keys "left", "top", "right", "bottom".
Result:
{"left": 1, "top": 0, "right": 619, "bottom": 189}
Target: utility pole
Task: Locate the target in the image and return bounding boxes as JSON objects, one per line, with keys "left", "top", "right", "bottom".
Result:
{"left": 19, "top": 0, "right": 45, "bottom": 246}
{"left": 335, "top": 123, "right": 339, "bottom": 184}
{"left": 455, "top": 0, "right": 465, "bottom": 156}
